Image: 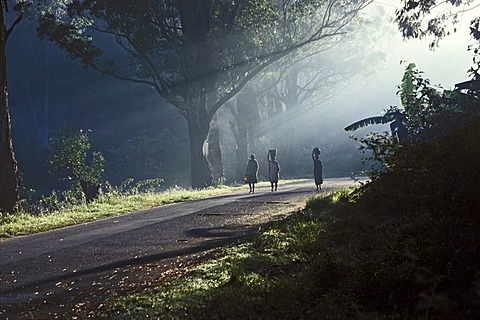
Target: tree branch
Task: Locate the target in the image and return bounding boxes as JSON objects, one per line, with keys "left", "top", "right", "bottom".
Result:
{"left": 6, "top": 13, "right": 22, "bottom": 41}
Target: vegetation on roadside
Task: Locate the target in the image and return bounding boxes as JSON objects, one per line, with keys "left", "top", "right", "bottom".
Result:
{"left": 0, "top": 180, "right": 304, "bottom": 239}
{"left": 0, "top": 184, "right": 240, "bottom": 239}
{"left": 48, "top": 127, "right": 106, "bottom": 202}
{"left": 92, "top": 188, "right": 350, "bottom": 319}
{"left": 93, "top": 64, "right": 480, "bottom": 319}
{"left": 95, "top": 116, "right": 480, "bottom": 318}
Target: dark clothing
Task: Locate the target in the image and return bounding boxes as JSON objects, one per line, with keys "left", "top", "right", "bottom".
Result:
{"left": 313, "top": 158, "right": 323, "bottom": 185}
{"left": 245, "top": 159, "right": 259, "bottom": 183}
{"left": 268, "top": 160, "right": 280, "bottom": 183}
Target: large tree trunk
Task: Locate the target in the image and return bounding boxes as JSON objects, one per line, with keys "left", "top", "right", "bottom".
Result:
{"left": 184, "top": 89, "right": 216, "bottom": 188}
{"left": 233, "top": 101, "right": 248, "bottom": 183}
{"left": 235, "top": 126, "right": 248, "bottom": 183}
{"left": 0, "top": 8, "right": 20, "bottom": 213}
{"left": 187, "top": 109, "right": 213, "bottom": 188}
{"left": 207, "top": 113, "right": 224, "bottom": 182}
{"left": 283, "top": 130, "right": 297, "bottom": 177}
{"left": 177, "top": 0, "right": 217, "bottom": 188}
{"left": 230, "top": 90, "right": 255, "bottom": 183}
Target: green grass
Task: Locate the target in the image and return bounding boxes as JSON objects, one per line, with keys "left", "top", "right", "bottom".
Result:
{"left": 0, "top": 180, "right": 303, "bottom": 239}
{"left": 0, "top": 185, "right": 243, "bottom": 239}
{"left": 94, "top": 179, "right": 480, "bottom": 319}
{"left": 6, "top": 166, "right": 477, "bottom": 318}
{"left": 95, "top": 189, "right": 354, "bottom": 319}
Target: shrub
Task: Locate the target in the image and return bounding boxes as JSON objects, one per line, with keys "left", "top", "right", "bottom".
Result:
{"left": 348, "top": 115, "right": 480, "bottom": 317}
{"left": 49, "top": 128, "right": 105, "bottom": 202}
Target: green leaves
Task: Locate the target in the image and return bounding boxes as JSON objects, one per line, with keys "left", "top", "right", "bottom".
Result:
{"left": 37, "top": 11, "right": 102, "bottom": 67}
{"left": 346, "top": 61, "right": 479, "bottom": 178}
{"left": 399, "top": 62, "right": 416, "bottom": 112}
{"left": 344, "top": 116, "right": 388, "bottom": 132}
{"left": 49, "top": 127, "right": 105, "bottom": 186}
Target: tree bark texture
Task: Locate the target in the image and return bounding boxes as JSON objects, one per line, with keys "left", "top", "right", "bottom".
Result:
{"left": 207, "top": 113, "right": 224, "bottom": 182}
{"left": 233, "top": 95, "right": 249, "bottom": 183}
{"left": 272, "top": 68, "right": 300, "bottom": 177}
{"left": 178, "top": 0, "right": 217, "bottom": 188}
{"left": 188, "top": 114, "right": 213, "bottom": 188}
{"left": 0, "top": 7, "right": 20, "bottom": 213}
{"left": 235, "top": 124, "right": 248, "bottom": 183}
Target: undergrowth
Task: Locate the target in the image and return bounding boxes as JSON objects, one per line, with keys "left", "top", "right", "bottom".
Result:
{"left": 0, "top": 185, "right": 242, "bottom": 238}
{"left": 96, "top": 117, "right": 480, "bottom": 319}
{"left": 0, "top": 180, "right": 300, "bottom": 239}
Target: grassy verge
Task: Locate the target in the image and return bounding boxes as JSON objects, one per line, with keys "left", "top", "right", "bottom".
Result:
{"left": 94, "top": 188, "right": 358, "bottom": 319}
{"left": 0, "top": 185, "right": 244, "bottom": 239}
{"left": 0, "top": 180, "right": 302, "bottom": 239}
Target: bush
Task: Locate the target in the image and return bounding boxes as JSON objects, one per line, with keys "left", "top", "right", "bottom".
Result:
{"left": 103, "top": 178, "right": 164, "bottom": 196}
{"left": 49, "top": 128, "right": 105, "bottom": 202}
{"left": 346, "top": 115, "right": 480, "bottom": 318}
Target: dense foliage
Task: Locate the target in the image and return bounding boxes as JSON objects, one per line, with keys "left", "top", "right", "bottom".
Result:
{"left": 49, "top": 127, "right": 105, "bottom": 202}
{"left": 95, "top": 65, "right": 480, "bottom": 319}
{"left": 347, "top": 118, "right": 480, "bottom": 318}
{"left": 333, "top": 65, "right": 480, "bottom": 317}
{"left": 395, "top": 0, "right": 480, "bottom": 48}
{"left": 98, "top": 115, "right": 479, "bottom": 319}
{"left": 348, "top": 62, "right": 479, "bottom": 175}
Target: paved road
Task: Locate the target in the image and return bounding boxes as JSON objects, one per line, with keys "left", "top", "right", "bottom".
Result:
{"left": 0, "top": 178, "right": 360, "bottom": 318}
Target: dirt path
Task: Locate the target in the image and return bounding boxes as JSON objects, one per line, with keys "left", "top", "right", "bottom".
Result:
{"left": 0, "top": 178, "right": 360, "bottom": 319}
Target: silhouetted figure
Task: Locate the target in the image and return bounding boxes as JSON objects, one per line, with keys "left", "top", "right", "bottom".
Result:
{"left": 245, "top": 154, "right": 259, "bottom": 193}
{"left": 268, "top": 150, "right": 280, "bottom": 191}
{"left": 312, "top": 147, "right": 323, "bottom": 191}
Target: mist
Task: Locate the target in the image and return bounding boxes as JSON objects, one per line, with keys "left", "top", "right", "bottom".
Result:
{"left": 214, "top": 3, "right": 474, "bottom": 183}
{"left": 6, "top": 1, "right": 476, "bottom": 196}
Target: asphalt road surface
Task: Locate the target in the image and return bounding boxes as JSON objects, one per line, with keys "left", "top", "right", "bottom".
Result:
{"left": 0, "top": 178, "right": 361, "bottom": 318}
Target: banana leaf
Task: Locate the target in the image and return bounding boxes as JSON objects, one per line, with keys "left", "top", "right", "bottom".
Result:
{"left": 344, "top": 116, "right": 388, "bottom": 131}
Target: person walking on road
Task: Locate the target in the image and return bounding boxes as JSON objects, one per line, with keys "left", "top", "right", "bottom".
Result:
{"left": 245, "top": 154, "right": 259, "bottom": 193}
{"left": 267, "top": 150, "right": 280, "bottom": 191}
{"left": 312, "top": 147, "right": 323, "bottom": 191}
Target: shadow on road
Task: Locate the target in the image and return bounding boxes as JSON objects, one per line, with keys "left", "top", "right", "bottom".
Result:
{"left": 2, "top": 226, "right": 258, "bottom": 297}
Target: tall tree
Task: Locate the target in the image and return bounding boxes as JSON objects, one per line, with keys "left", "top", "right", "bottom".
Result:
{"left": 0, "top": 0, "right": 23, "bottom": 213}
{"left": 396, "top": 0, "right": 479, "bottom": 93}
{"left": 207, "top": 113, "right": 224, "bottom": 182}
{"left": 395, "top": 0, "right": 479, "bottom": 46}
{"left": 228, "top": 6, "right": 388, "bottom": 179}
{"left": 36, "top": 0, "right": 371, "bottom": 188}
{"left": 228, "top": 85, "right": 261, "bottom": 182}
